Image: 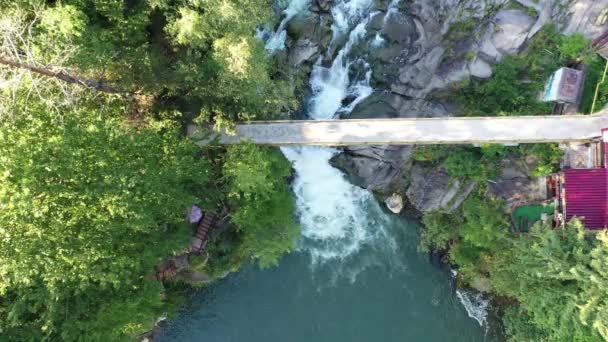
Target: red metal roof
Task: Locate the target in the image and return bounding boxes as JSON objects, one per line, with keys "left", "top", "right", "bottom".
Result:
{"left": 564, "top": 168, "right": 608, "bottom": 229}
{"left": 603, "top": 128, "right": 608, "bottom": 168}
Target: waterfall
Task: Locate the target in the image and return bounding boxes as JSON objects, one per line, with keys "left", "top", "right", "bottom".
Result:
{"left": 279, "top": 0, "right": 394, "bottom": 273}
{"left": 263, "top": 0, "right": 311, "bottom": 52}
{"left": 275, "top": 0, "right": 491, "bottom": 328}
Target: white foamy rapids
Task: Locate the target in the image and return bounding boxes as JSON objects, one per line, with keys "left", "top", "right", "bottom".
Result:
{"left": 371, "top": 33, "right": 385, "bottom": 47}
{"left": 308, "top": 22, "right": 371, "bottom": 119}
{"left": 264, "top": 0, "right": 311, "bottom": 52}
{"left": 281, "top": 147, "right": 387, "bottom": 264}
{"left": 279, "top": 0, "right": 383, "bottom": 270}
{"left": 456, "top": 289, "right": 489, "bottom": 327}
{"left": 332, "top": 0, "right": 374, "bottom": 33}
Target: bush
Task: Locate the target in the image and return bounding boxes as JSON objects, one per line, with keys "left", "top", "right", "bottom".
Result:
{"left": 520, "top": 143, "right": 563, "bottom": 177}
{"left": 442, "top": 147, "right": 501, "bottom": 182}
{"left": 420, "top": 212, "right": 462, "bottom": 252}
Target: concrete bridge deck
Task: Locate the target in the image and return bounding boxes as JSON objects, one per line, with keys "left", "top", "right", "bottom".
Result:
{"left": 192, "top": 111, "right": 608, "bottom": 146}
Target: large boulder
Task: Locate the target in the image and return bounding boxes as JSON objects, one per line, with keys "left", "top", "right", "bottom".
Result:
{"left": 330, "top": 145, "right": 414, "bottom": 191}
{"left": 469, "top": 56, "right": 492, "bottom": 79}
{"left": 381, "top": 11, "right": 417, "bottom": 45}
{"left": 490, "top": 9, "right": 535, "bottom": 56}
{"left": 385, "top": 193, "right": 404, "bottom": 214}
{"left": 288, "top": 38, "right": 319, "bottom": 65}
{"left": 287, "top": 12, "right": 333, "bottom": 51}
{"left": 345, "top": 92, "right": 448, "bottom": 119}
{"left": 398, "top": 46, "right": 444, "bottom": 88}
{"left": 406, "top": 164, "right": 476, "bottom": 213}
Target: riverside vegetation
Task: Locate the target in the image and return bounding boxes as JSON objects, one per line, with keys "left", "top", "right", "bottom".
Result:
{"left": 2, "top": 1, "right": 608, "bottom": 341}
{"left": 0, "top": 1, "right": 300, "bottom": 340}
{"left": 417, "top": 26, "right": 608, "bottom": 341}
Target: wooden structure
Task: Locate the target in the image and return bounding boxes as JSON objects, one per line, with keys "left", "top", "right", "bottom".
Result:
{"left": 155, "top": 261, "right": 177, "bottom": 281}
{"left": 592, "top": 31, "right": 608, "bottom": 60}
{"left": 190, "top": 213, "right": 216, "bottom": 253}
{"left": 543, "top": 67, "right": 585, "bottom": 105}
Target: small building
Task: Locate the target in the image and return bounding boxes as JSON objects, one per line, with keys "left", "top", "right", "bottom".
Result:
{"left": 542, "top": 67, "right": 585, "bottom": 104}
{"left": 555, "top": 129, "right": 608, "bottom": 229}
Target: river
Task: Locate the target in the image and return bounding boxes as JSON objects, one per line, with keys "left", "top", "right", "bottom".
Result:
{"left": 158, "top": 0, "right": 492, "bottom": 340}
{"left": 157, "top": 214, "right": 489, "bottom": 342}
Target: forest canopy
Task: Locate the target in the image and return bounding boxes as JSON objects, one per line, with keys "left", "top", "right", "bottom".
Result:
{"left": 0, "top": 0, "right": 299, "bottom": 340}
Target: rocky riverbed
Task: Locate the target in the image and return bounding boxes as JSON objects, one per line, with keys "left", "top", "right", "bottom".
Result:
{"left": 277, "top": 0, "right": 608, "bottom": 214}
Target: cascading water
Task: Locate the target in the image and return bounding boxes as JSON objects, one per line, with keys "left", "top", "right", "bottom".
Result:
{"left": 158, "top": 2, "right": 493, "bottom": 340}
{"left": 280, "top": 0, "right": 390, "bottom": 273}
{"left": 281, "top": 0, "right": 490, "bottom": 321}
{"left": 263, "top": 0, "right": 312, "bottom": 52}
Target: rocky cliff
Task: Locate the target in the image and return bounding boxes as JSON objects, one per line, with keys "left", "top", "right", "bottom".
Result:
{"left": 279, "top": 0, "right": 608, "bottom": 213}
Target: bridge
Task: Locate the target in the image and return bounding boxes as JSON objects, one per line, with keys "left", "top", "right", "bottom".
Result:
{"left": 190, "top": 111, "right": 608, "bottom": 146}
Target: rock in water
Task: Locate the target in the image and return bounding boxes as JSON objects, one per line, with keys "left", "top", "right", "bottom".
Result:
{"left": 329, "top": 145, "right": 414, "bottom": 192}
{"left": 385, "top": 193, "right": 404, "bottom": 214}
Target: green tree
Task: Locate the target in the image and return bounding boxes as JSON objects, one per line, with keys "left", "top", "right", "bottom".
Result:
{"left": 419, "top": 211, "right": 461, "bottom": 252}
{"left": 0, "top": 97, "right": 214, "bottom": 340}
{"left": 491, "top": 221, "right": 604, "bottom": 341}
{"left": 223, "top": 142, "right": 299, "bottom": 268}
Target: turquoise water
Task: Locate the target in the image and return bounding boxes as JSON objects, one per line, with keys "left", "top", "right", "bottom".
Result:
{"left": 157, "top": 214, "right": 491, "bottom": 342}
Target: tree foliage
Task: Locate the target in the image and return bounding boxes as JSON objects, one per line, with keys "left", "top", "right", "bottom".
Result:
{"left": 0, "top": 0, "right": 298, "bottom": 127}
{"left": 0, "top": 0, "right": 302, "bottom": 340}
{"left": 0, "top": 97, "right": 212, "bottom": 339}
{"left": 223, "top": 142, "right": 299, "bottom": 268}
{"left": 422, "top": 206, "right": 608, "bottom": 340}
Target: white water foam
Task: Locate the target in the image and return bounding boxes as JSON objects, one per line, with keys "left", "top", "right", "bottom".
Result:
{"left": 456, "top": 289, "right": 489, "bottom": 327}
{"left": 308, "top": 21, "right": 372, "bottom": 119}
{"left": 281, "top": 147, "right": 380, "bottom": 263}
{"left": 264, "top": 0, "right": 311, "bottom": 52}
{"left": 371, "top": 33, "right": 385, "bottom": 47}
{"left": 278, "top": 0, "right": 386, "bottom": 269}
{"left": 331, "top": 0, "right": 373, "bottom": 34}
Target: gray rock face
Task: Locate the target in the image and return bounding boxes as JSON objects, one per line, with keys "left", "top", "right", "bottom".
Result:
{"left": 288, "top": 38, "right": 319, "bottom": 65}
{"left": 287, "top": 12, "right": 333, "bottom": 52}
{"left": 329, "top": 145, "right": 414, "bottom": 191}
{"left": 346, "top": 92, "right": 448, "bottom": 119}
{"left": 406, "top": 164, "right": 476, "bottom": 213}
{"left": 490, "top": 9, "right": 535, "bottom": 55}
{"left": 397, "top": 46, "right": 443, "bottom": 89}
{"left": 382, "top": 11, "right": 417, "bottom": 44}
{"left": 316, "top": 0, "right": 332, "bottom": 12}
{"left": 563, "top": 0, "right": 608, "bottom": 38}
{"left": 487, "top": 158, "right": 548, "bottom": 210}
{"left": 469, "top": 57, "right": 492, "bottom": 79}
